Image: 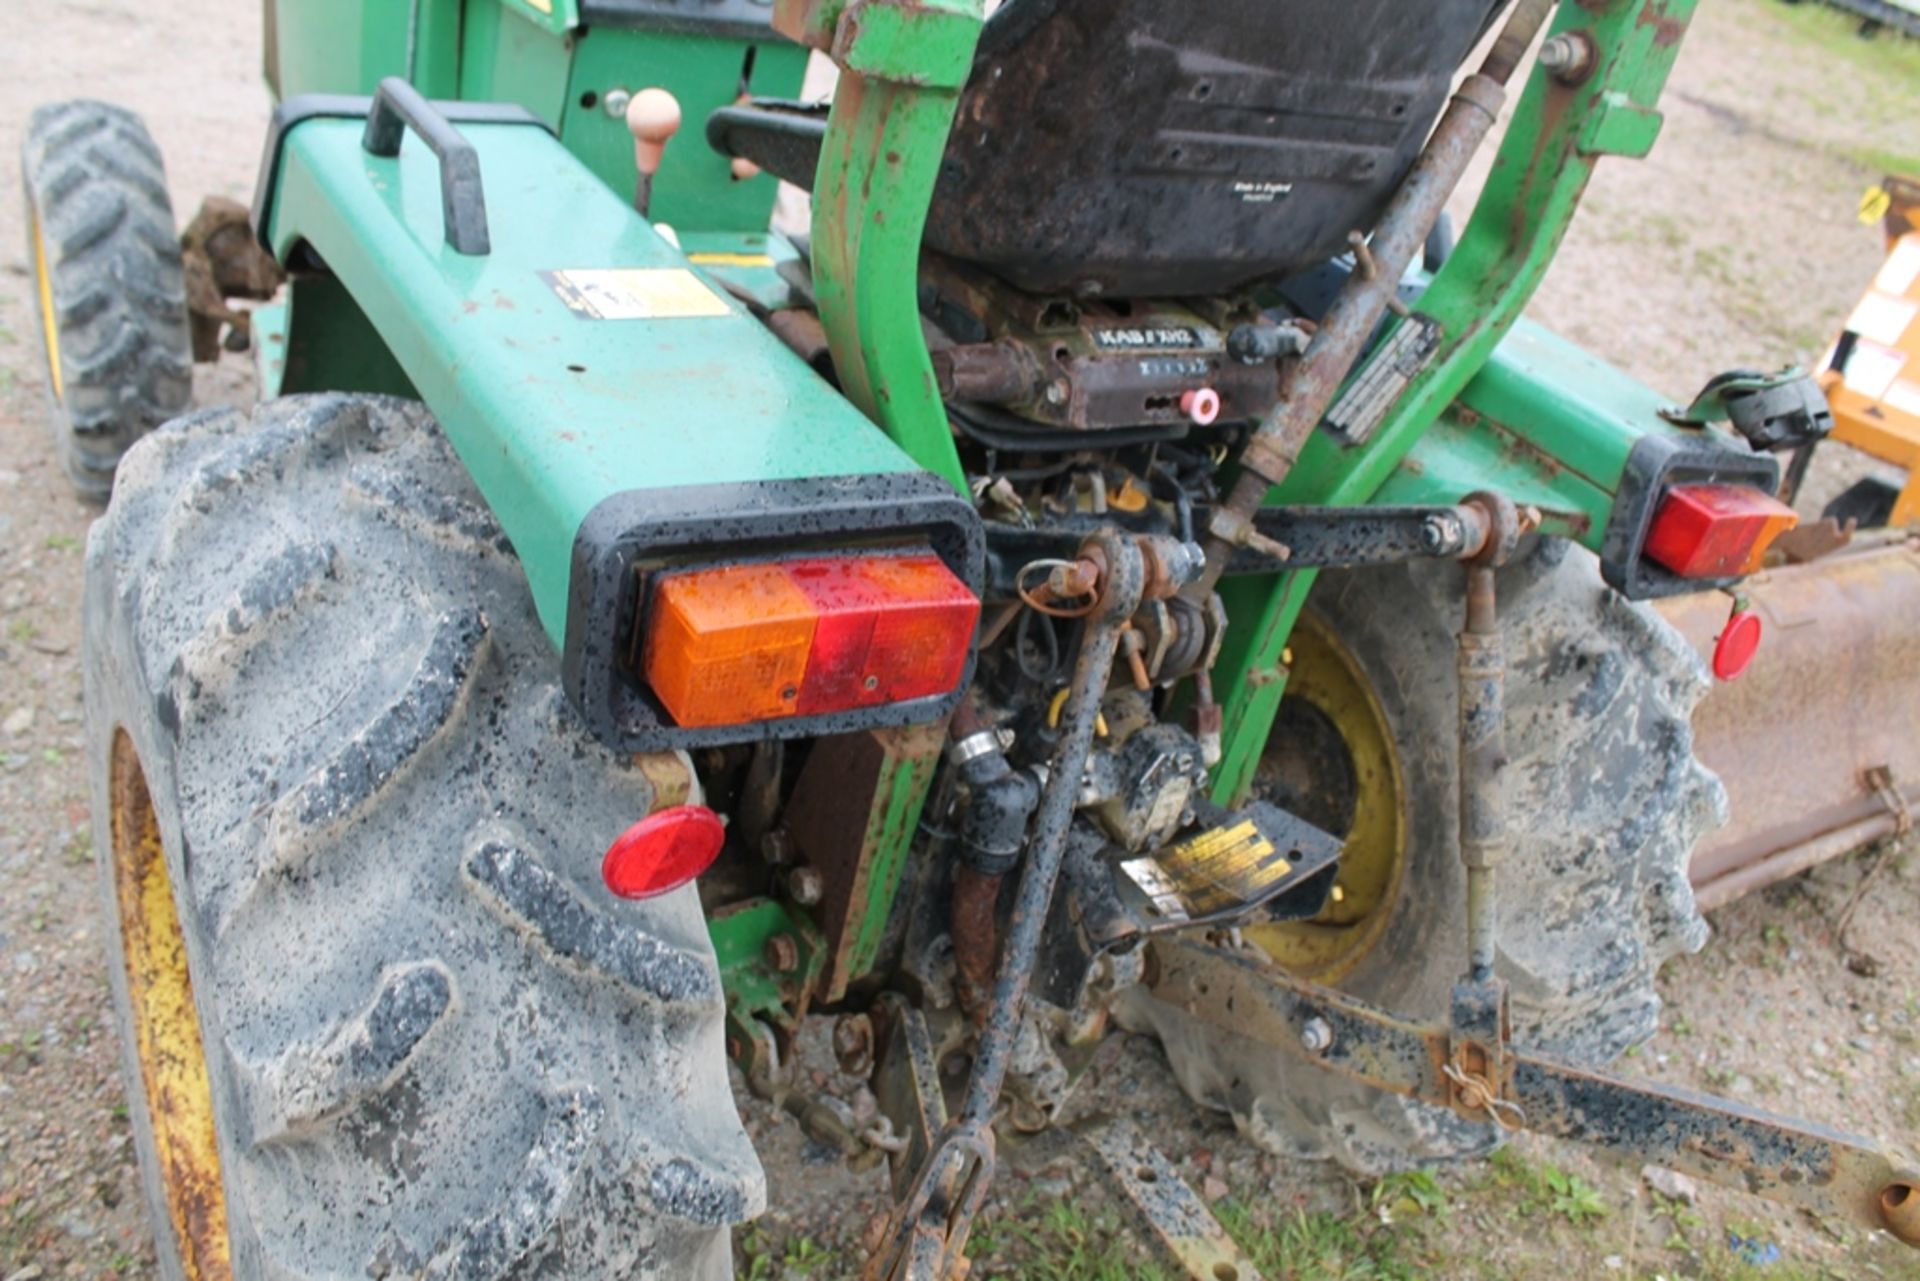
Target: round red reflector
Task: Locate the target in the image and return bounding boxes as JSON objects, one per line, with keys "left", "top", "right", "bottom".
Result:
{"left": 1712, "top": 609, "right": 1763, "bottom": 681}
{"left": 602, "top": 805, "right": 726, "bottom": 900}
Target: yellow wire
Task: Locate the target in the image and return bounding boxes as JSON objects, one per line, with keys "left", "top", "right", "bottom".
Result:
{"left": 1046, "top": 688, "right": 1108, "bottom": 737}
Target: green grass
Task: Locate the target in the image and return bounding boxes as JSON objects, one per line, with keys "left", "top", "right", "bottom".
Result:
{"left": 969, "top": 1195, "right": 1174, "bottom": 1281}
{"left": 1843, "top": 142, "right": 1920, "bottom": 183}
{"left": 1758, "top": 0, "right": 1920, "bottom": 88}
{"left": 1484, "top": 1148, "right": 1610, "bottom": 1227}
{"left": 1216, "top": 1197, "right": 1425, "bottom": 1281}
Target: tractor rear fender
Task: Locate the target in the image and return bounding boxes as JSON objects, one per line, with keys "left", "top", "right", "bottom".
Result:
{"left": 1377, "top": 317, "right": 1782, "bottom": 600}
{"left": 249, "top": 90, "right": 983, "bottom": 754}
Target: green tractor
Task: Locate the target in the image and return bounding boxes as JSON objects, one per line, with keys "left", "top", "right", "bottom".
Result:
{"left": 22, "top": 0, "right": 1920, "bottom": 1275}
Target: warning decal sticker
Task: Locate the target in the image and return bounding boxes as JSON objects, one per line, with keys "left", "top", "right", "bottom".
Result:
{"left": 541, "top": 268, "right": 730, "bottom": 320}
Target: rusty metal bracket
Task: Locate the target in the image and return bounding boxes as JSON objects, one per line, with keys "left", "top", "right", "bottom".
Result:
{"left": 1080, "top": 1118, "right": 1266, "bottom": 1281}
{"left": 1866, "top": 764, "right": 1912, "bottom": 838}
{"left": 1146, "top": 938, "right": 1920, "bottom": 1244}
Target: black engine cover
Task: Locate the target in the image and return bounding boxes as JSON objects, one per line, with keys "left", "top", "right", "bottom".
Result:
{"left": 923, "top": 0, "right": 1502, "bottom": 297}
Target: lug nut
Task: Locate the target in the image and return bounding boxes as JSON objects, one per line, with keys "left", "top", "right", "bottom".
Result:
{"left": 787, "top": 865, "right": 824, "bottom": 906}
{"left": 1301, "top": 1017, "right": 1334, "bottom": 1054}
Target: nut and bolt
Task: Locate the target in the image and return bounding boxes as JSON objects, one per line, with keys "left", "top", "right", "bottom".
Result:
{"left": 1537, "top": 32, "right": 1596, "bottom": 83}
{"left": 1422, "top": 514, "right": 1456, "bottom": 551}
{"left": 760, "top": 829, "right": 795, "bottom": 866}
{"left": 764, "top": 933, "right": 800, "bottom": 973}
{"left": 787, "top": 865, "right": 824, "bottom": 906}
{"left": 1301, "top": 1017, "right": 1334, "bottom": 1054}
{"left": 831, "top": 1013, "right": 875, "bottom": 1076}
{"left": 603, "top": 88, "right": 633, "bottom": 118}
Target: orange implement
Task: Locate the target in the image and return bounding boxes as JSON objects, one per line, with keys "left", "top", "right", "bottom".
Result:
{"left": 1821, "top": 177, "right": 1920, "bottom": 525}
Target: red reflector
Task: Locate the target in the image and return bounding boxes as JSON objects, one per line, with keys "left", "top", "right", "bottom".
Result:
{"left": 1643, "top": 484, "right": 1798, "bottom": 579}
{"left": 1712, "top": 608, "right": 1763, "bottom": 681}
{"left": 644, "top": 552, "right": 979, "bottom": 729}
{"left": 602, "top": 805, "right": 725, "bottom": 899}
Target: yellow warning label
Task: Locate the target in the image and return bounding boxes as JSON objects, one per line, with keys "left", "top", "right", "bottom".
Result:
{"left": 1122, "top": 819, "right": 1292, "bottom": 920}
{"left": 686, "top": 252, "right": 776, "bottom": 268}
{"left": 541, "top": 268, "right": 730, "bottom": 320}
{"left": 1169, "top": 820, "right": 1273, "bottom": 870}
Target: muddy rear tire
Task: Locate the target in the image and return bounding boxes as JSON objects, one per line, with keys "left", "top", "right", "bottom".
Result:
{"left": 21, "top": 100, "right": 192, "bottom": 499}
{"left": 1119, "top": 542, "right": 1721, "bottom": 1173}
{"left": 85, "top": 394, "right": 761, "bottom": 1278}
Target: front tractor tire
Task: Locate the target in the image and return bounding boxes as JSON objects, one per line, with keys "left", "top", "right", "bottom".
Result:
{"left": 1121, "top": 543, "right": 1723, "bottom": 1172}
{"left": 21, "top": 100, "right": 192, "bottom": 499}
{"left": 85, "top": 395, "right": 762, "bottom": 1278}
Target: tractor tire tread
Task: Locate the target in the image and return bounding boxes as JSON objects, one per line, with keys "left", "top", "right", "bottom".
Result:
{"left": 22, "top": 99, "right": 191, "bottom": 499}
{"left": 86, "top": 394, "right": 760, "bottom": 1280}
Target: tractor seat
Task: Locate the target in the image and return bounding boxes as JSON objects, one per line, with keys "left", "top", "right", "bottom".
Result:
{"left": 710, "top": 0, "right": 1505, "bottom": 298}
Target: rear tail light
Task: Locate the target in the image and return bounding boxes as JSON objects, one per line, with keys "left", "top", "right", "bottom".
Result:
{"left": 643, "top": 551, "right": 979, "bottom": 729}
{"left": 603, "top": 804, "right": 726, "bottom": 899}
{"left": 1643, "top": 483, "right": 1797, "bottom": 579}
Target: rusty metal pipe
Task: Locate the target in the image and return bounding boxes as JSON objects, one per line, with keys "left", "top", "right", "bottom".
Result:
{"left": 1659, "top": 533, "right": 1920, "bottom": 906}
{"left": 1458, "top": 566, "right": 1506, "bottom": 980}
{"left": 958, "top": 531, "right": 1144, "bottom": 1127}
{"left": 1189, "top": 0, "right": 1554, "bottom": 599}
{"left": 950, "top": 865, "right": 1003, "bottom": 1022}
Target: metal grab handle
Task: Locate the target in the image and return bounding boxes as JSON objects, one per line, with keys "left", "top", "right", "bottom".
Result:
{"left": 362, "top": 77, "right": 491, "bottom": 256}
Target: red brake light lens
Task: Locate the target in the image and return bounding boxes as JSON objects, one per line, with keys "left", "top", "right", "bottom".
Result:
{"left": 1643, "top": 484, "right": 1797, "bottom": 579}
{"left": 603, "top": 804, "right": 726, "bottom": 899}
{"left": 643, "top": 551, "right": 979, "bottom": 729}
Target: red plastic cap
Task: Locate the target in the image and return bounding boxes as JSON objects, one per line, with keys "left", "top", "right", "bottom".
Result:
{"left": 1712, "top": 609, "right": 1763, "bottom": 681}
{"left": 1179, "top": 387, "right": 1221, "bottom": 426}
{"left": 1643, "top": 484, "right": 1797, "bottom": 580}
{"left": 602, "top": 804, "right": 726, "bottom": 899}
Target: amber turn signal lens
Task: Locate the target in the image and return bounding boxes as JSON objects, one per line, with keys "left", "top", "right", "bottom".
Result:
{"left": 1643, "top": 483, "right": 1797, "bottom": 579}
{"left": 643, "top": 551, "right": 978, "bottom": 729}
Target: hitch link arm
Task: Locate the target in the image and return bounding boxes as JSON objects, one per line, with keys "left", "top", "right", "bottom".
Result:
{"left": 865, "top": 531, "right": 1153, "bottom": 1280}
{"left": 1146, "top": 938, "right": 1920, "bottom": 1245}
{"left": 1146, "top": 491, "right": 1920, "bottom": 1247}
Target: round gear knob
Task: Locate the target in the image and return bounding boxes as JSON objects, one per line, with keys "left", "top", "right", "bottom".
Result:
{"left": 625, "top": 87, "right": 683, "bottom": 178}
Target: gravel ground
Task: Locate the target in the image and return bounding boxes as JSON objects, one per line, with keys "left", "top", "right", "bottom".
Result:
{"left": 1, "top": 2, "right": 1917, "bottom": 1279}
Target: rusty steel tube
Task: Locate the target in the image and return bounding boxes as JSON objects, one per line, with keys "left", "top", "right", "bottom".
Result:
{"left": 1660, "top": 532, "right": 1920, "bottom": 907}
{"left": 1190, "top": 0, "right": 1554, "bottom": 599}
{"left": 957, "top": 532, "right": 1144, "bottom": 1128}
{"left": 1458, "top": 563, "right": 1507, "bottom": 981}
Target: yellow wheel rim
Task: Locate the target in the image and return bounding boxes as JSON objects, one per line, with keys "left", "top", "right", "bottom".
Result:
{"left": 30, "top": 206, "right": 64, "bottom": 403}
{"left": 110, "top": 732, "right": 231, "bottom": 1280}
{"left": 1244, "top": 613, "right": 1408, "bottom": 984}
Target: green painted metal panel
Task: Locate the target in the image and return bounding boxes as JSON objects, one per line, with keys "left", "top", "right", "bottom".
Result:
{"left": 263, "top": 118, "right": 922, "bottom": 649}
{"left": 1375, "top": 318, "right": 1718, "bottom": 552}
{"left": 560, "top": 29, "right": 808, "bottom": 232}
{"left": 459, "top": 0, "right": 574, "bottom": 125}
{"left": 499, "top": 0, "right": 581, "bottom": 35}
{"left": 265, "top": 0, "right": 462, "bottom": 98}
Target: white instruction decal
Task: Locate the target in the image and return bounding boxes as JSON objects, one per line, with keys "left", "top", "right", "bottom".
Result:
{"left": 541, "top": 268, "right": 729, "bottom": 320}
